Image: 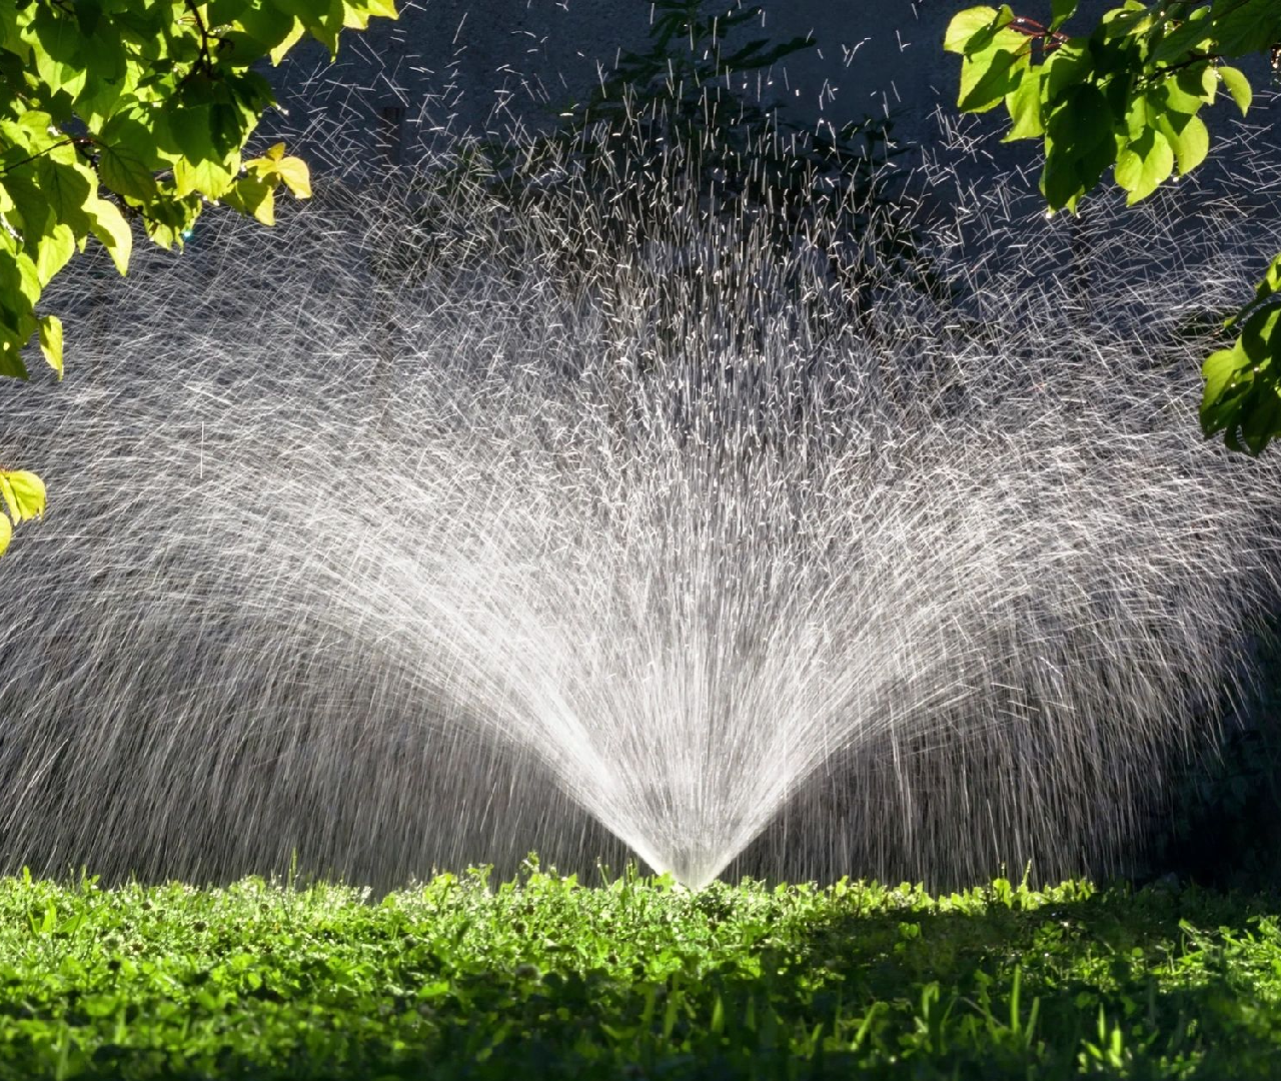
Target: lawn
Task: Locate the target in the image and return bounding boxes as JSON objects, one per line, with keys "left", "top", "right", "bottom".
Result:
{"left": 0, "top": 861, "right": 1279, "bottom": 1079}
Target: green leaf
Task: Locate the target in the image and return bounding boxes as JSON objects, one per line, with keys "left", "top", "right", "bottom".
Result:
{"left": 1154, "top": 72, "right": 1208, "bottom": 116}
{"left": 944, "top": 7, "right": 1001, "bottom": 53}
{"left": 2, "top": 111, "right": 59, "bottom": 153}
{"left": 1050, "top": 0, "right": 1078, "bottom": 31}
{"left": 38, "top": 313, "right": 62, "bottom": 379}
{"left": 98, "top": 142, "right": 157, "bottom": 201}
{"left": 87, "top": 196, "right": 132, "bottom": 275}
{"left": 1204, "top": 286, "right": 1281, "bottom": 454}
{"left": 1241, "top": 382, "right": 1281, "bottom": 455}
{"left": 74, "top": 0, "right": 103, "bottom": 37}
{"left": 1040, "top": 153, "right": 1079, "bottom": 213}
{"left": 1097, "top": 3, "right": 1154, "bottom": 40}
{"left": 74, "top": 19, "right": 126, "bottom": 121}
{"left": 272, "top": 155, "right": 311, "bottom": 199}
{"left": 142, "top": 191, "right": 203, "bottom": 250}
{"left": 1201, "top": 358, "right": 1254, "bottom": 449}
{"left": 0, "top": 511, "right": 11, "bottom": 558}
{"left": 221, "top": 173, "right": 275, "bottom": 225}
{"left": 1150, "top": 105, "right": 1210, "bottom": 179}
{"left": 209, "top": 102, "right": 248, "bottom": 157}
{"left": 246, "top": 144, "right": 312, "bottom": 199}
{"left": 173, "top": 154, "right": 235, "bottom": 199}
{"left": 1175, "top": 63, "right": 1216, "bottom": 107}
{"left": 268, "top": 18, "right": 307, "bottom": 64}
{"left": 1114, "top": 128, "right": 1173, "bottom": 204}
{"left": 958, "top": 40, "right": 1027, "bottom": 113}
{"left": 1044, "top": 40, "right": 1090, "bottom": 100}
{"left": 1203, "top": 343, "right": 1250, "bottom": 416}
{"left": 1218, "top": 66, "right": 1252, "bottom": 115}
{"left": 343, "top": 0, "right": 399, "bottom": 28}
{"left": 1212, "top": 0, "right": 1281, "bottom": 57}
{"left": 1166, "top": 114, "right": 1208, "bottom": 176}
{"left": 1003, "top": 71, "right": 1044, "bottom": 140}
{"left": 1152, "top": 9, "right": 1214, "bottom": 63}
{"left": 34, "top": 223, "right": 75, "bottom": 287}
{"left": 1241, "top": 305, "right": 1281, "bottom": 359}
{"left": 33, "top": 156, "right": 94, "bottom": 233}
{"left": 0, "top": 470, "right": 46, "bottom": 523}
{"left": 7, "top": 250, "right": 43, "bottom": 310}
{"left": 27, "top": 5, "right": 88, "bottom": 102}
{"left": 167, "top": 104, "right": 219, "bottom": 166}
{"left": 211, "top": 0, "right": 291, "bottom": 43}
{"left": 274, "top": 0, "right": 346, "bottom": 57}
{"left": 0, "top": 339, "right": 28, "bottom": 380}
{"left": 1041, "top": 84, "right": 1115, "bottom": 211}
{"left": 1252, "top": 254, "right": 1281, "bottom": 307}
{"left": 1229, "top": 253, "right": 1281, "bottom": 330}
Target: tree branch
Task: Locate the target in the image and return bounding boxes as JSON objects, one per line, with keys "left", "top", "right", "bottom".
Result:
{"left": 183, "top": 0, "right": 215, "bottom": 77}
{"left": 0, "top": 138, "right": 93, "bottom": 178}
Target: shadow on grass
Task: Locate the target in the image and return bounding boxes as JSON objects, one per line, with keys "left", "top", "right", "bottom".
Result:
{"left": 18, "top": 882, "right": 1279, "bottom": 1081}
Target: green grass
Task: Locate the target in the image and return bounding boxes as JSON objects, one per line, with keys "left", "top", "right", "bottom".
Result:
{"left": 1, "top": 861, "right": 1280, "bottom": 1079}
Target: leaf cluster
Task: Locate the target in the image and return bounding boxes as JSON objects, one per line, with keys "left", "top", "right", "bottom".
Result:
{"left": 945, "top": 1, "right": 1281, "bottom": 453}
{"left": 1, "top": 865, "right": 1280, "bottom": 1078}
{"left": 0, "top": 1, "right": 394, "bottom": 554}
{"left": 0, "top": 468, "right": 43, "bottom": 556}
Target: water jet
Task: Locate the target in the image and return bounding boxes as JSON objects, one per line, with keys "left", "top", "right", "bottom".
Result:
{"left": 2, "top": 119, "right": 1280, "bottom": 892}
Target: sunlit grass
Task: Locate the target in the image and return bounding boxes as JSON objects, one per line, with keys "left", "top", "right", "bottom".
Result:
{"left": 1, "top": 863, "right": 1279, "bottom": 1078}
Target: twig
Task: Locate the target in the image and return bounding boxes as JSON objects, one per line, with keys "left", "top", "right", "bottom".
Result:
{"left": 0, "top": 138, "right": 93, "bottom": 178}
